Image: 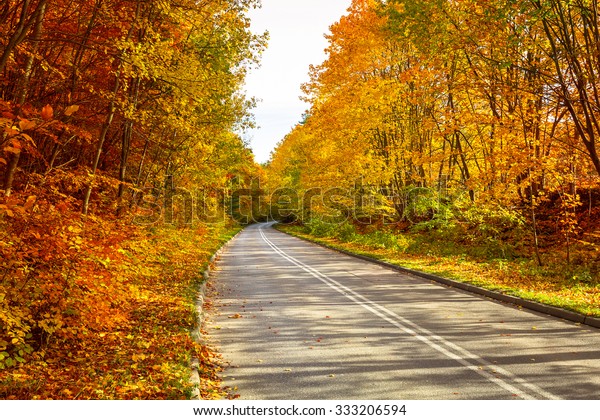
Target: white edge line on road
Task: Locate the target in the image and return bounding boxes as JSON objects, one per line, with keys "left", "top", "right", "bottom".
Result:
{"left": 259, "top": 226, "right": 560, "bottom": 401}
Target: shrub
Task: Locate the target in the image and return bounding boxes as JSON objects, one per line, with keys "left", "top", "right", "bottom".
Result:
{"left": 305, "top": 218, "right": 338, "bottom": 237}
{"left": 336, "top": 222, "right": 358, "bottom": 242}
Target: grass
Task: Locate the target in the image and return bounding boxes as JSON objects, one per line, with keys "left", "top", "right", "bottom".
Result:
{"left": 276, "top": 223, "right": 600, "bottom": 319}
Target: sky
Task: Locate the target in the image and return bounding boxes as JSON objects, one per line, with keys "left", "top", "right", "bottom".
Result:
{"left": 243, "top": 0, "right": 352, "bottom": 164}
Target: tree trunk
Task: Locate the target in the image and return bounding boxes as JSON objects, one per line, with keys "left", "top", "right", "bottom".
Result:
{"left": 82, "top": 72, "right": 121, "bottom": 215}
{"left": 2, "top": 1, "right": 47, "bottom": 197}
{"left": 117, "top": 77, "right": 141, "bottom": 201}
{"left": 17, "top": 0, "right": 47, "bottom": 107}
{"left": 0, "top": 0, "right": 47, "bottom": 74}
{"left": 3, "top": 151, "right": 21, "bottom": 197}
{"left": 69, "top": 0, "right": 102, "bottom": 98}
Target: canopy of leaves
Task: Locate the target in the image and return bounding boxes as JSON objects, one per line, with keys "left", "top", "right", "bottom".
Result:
{"left": 268, "top": 0, "right": 600, "bottom": 223}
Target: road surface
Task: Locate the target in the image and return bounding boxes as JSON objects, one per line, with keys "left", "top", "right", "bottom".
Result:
{"left": 207, "top": 223, "right": 600, "bottom": 400}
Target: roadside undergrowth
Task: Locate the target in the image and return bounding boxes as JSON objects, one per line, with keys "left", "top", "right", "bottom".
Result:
{"left": 1, "top": 193, "right": 241, "bottom": 399}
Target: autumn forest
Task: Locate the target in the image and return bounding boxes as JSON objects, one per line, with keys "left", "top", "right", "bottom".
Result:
{"left": 2, "top": 0, "right": 600, "bottom": 400}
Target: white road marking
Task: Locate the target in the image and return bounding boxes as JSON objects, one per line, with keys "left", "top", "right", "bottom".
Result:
{"left": 259, "top": 226, "right": 560, "bottom": 400}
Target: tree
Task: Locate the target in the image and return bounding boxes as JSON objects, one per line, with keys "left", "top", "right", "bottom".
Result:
{"left": 269, "top": 0, "right": 599, "bottom": 237}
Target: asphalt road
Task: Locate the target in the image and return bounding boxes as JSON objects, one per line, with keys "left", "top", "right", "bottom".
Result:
{"left": 207, "top": 223, "right": 600, "bottom": 400}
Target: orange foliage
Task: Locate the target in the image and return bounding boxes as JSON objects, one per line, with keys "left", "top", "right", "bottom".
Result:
{"left": 0, "top": 185, "right": 239, "bottom": 398}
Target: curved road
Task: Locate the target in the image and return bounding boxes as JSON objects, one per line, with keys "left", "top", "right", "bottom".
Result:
{"left": 207, "top": 223, "right": 600, "bottom": 400}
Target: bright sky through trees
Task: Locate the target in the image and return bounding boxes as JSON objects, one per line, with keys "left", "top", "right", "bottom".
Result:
{"left": 244, "top": 0, "right": 351, "bottom": 163}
